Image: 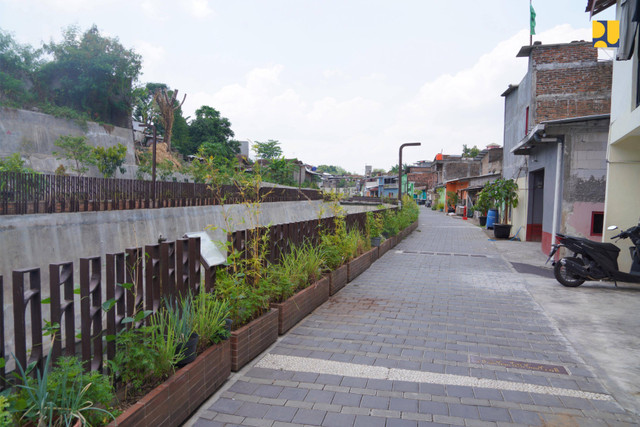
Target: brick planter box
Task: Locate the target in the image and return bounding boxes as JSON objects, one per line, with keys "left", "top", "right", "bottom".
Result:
{"left": 348, "top": 251, "right": 371, "bottom": 282}
{"left": 271, "top": 276, "right": 330, "bottom": 335}
{"left": 379, "top": 237, "right": 393, "bottom": 257}
{"left": 230, "top": 308, "right": 279, "bottom": 372}
{"left": 368, "top": 246, "right": 379, "bottom": 264}
{"left": 329, "top": 264, "right": 348, "bottom": 295}
{"left": 111, "top": 339, "right": 231, "bottom": 427}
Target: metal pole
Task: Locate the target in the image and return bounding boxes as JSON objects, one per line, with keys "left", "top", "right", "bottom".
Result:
{"left": 152, "top": 125, "right": 157, "bottom": 206}
{"left": 551, "top": 140, "right": 563, "bottom": 254}
{"left": 398, "top": 142, "right": 421, "bottom": 205}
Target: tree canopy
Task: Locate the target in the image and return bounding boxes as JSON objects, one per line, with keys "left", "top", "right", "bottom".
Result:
{"left": 188, "top": 106, "right": 238, "bottom": 159}
{"left": 316, "top": 165, "right": 349, "bottom": 176}
{"left": 0, "top": 25, "right": 141, "bottom": 127}
{"left": 462, "top": 144, "right": 480, "bottom": 158}
{"left": 252, "top": 140, "right": 282, "bottom": 160}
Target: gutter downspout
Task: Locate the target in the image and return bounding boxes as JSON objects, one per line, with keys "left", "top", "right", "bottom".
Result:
{"left": 551, "top": 138, "right": 564, "bottom": 252}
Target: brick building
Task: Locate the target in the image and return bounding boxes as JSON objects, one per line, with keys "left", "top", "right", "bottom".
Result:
{"left": 502, "top": 41, "right": 612, "bottom": 252}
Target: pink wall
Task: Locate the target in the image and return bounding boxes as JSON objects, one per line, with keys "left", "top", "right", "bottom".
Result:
{"left": 565, "top": 201, "right": 605, "bottom": 241}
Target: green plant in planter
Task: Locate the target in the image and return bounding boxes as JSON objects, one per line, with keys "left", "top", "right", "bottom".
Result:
{"left": 367, "top": 211, "right": 384, "bottom": 241}
{"left": 192, "top": 288, "right": 231, "bottom": 349}
{"left": 446, "top": 191, "right": 459, "bottom": 209}
{"left": 437, "top": 202, "right": 445, "bottom": 211}
{"left": 109, "top": 326, "right": 160, "bottom": 400}
{"left": 269, "top": 242, "right": 325, "bottom": 301}
{"left": 11, "top": 349, "right": 116, "bottom": 426}
{"left": 474, "top": 187, "right": 494, "bottom": 216}
{"left": 215, "top": 268, "right": 270, "bottom": 327}
{"left": 381, "top": 210, "right": 399, "bottom": 237}
{"left": 485, "top": 178, "right": 518, "bottom": 224}
{"left": 150, "top": 299, "right": 192, "bottom": 372}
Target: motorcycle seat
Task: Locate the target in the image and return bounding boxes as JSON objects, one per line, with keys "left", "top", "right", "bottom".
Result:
{"left": 582, "top": 240, "right": 620, "bottom": 253}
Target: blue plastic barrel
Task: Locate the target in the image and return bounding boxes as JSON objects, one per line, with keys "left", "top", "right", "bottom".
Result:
{"left": 486, "top": 208, "right": 498, "bottom": 229}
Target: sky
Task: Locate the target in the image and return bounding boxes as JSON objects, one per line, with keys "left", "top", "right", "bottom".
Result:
{"left": 0, "top": 0, "right": 615, "bottom": 174}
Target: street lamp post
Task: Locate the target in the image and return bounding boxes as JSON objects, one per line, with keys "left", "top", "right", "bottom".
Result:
{"left": 140, "top": 123, "right": 158, "bottom": 205}
{"left": 398, "top": 142, "right": 421, "bottom": 205}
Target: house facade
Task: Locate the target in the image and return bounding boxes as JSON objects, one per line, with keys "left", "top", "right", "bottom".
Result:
{"left": 502, "top": 41, "right": 612, "bottom": 253}
{"left": 588, "top": 0, "right": 640, "bottom": 273}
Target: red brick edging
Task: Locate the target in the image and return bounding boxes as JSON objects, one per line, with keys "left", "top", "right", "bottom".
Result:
{"left": 231, "top": 308, "right": 279, "bottom": 372}
{"left": 329, "top": 264, "right": 348, "bottom": 295}
{"left": 271, "top": 276, "right": 330, "bottom": 335}
{"left": 348, "top": 251, "right": 372, "bottom": 282}
{"left": 110, "top": 340, "right": 231, "bottom": 427}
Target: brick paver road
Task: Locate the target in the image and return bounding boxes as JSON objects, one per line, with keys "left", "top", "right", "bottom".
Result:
{"left": 188, "top": 209, "right": 639, "bottom": 426}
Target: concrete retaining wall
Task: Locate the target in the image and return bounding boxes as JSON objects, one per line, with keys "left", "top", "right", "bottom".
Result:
{"left": 0, "top": 107, "right": 138, "bottom": 178}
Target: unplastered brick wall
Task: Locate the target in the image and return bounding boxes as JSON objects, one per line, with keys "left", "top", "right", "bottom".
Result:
{"left": 532, "top": 42, "right": 612, "bottom": 123}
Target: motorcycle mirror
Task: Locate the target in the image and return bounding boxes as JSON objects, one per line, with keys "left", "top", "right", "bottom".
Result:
{"left": 607, "top": 225, "right": 618, "bottom": 230}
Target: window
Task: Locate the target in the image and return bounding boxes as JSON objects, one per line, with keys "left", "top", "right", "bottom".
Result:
{"left": 591, "top": 211, "right": 604, "bottom": 236}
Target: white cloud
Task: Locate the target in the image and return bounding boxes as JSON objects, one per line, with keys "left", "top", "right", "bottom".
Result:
{"left": 185, "top": 24, "right": 595, "bottom": 172}
{"left": 135, "top": 40, "right": 166, "bottom": 74}
{"left": 186, "top": 0, "right": 213, "bottom": 18}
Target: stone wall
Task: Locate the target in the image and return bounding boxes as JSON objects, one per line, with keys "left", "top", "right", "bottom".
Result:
{"left": 0, "top": 107, "right": 138, "bottom": 178}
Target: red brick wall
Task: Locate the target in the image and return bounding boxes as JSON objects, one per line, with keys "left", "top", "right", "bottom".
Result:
{"left": 532, "top": 42, "right": 612, "bottom": 123}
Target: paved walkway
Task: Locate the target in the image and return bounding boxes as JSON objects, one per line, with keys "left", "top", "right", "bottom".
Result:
{"left": 187, "top": 209, "right": 639, "bottom": 426}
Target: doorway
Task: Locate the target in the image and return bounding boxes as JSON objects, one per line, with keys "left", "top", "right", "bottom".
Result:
{"left": 527, "top": 169, "right": 544, "bottom": 242}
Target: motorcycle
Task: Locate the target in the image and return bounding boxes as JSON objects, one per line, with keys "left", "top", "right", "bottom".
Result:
{"left": 546, "top": 221, "right": 640, "bottom": 287}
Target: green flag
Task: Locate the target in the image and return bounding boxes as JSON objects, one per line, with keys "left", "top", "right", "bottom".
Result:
{"left": 530, "top": 4, "right": 536, "bottom": 35}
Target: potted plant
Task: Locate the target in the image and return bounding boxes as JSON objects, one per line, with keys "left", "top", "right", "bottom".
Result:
{"left": 446, "top": 191, "right": 458, "bottom": 213}
{"left": 474, "top": 188, "right": 493, "bottom": 227}
{"left": 159, "top": 296, "right": 199, "bottom": 367}
{"left": 486, "top": 178, "right": 518, "bottom": 239}
{"left": 367, "top": 211, "right": 383, "bottom": 247}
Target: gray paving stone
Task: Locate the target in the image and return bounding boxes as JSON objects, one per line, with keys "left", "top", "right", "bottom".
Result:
{"left": 208, "top": 397, "right": 243, "bottom": 414}
{"left": 448, "top": 402, "right": 480, "bottom": 419}
{"left": 418, "top": 400, "right": 449, "bottom": 416}
{"left": 291, "top": 408, "right": 327, "bottom": 426}
{"left": 508, "top": 409, "right": 544, "bottom": 426}
{"left": 478, "top": 406, "right": 512, "bottom": 423}
{"left": 278, "top": 386, "right": 309, "bottom": 401}
{"left": 254, "top": 384, "right": 284, "bottom": 398}
{"left": 263, "top": 406, "right": 298, "bottom": 423}
{"left": 386, "top": 418, "right": 419, "bottom": 427}
{"left": 390, "top": 397, "right": 419, "bottom": 412}
{"left": 360, "top": 395, "right": 389, "bottom": 410}
{"left": 332, "top": 392, "right": 363, "bottom": 407}
{"left": 305, "top": 389, "right": 335, "bottom": 404}
{"left": 354, "top": 415, "right": 386, "bottom": 427}
{"left": 235, "top": 402, "right": 271, "bottom": 419}
{"left": 321, "top": 412, "right": 356, "bottom": 427}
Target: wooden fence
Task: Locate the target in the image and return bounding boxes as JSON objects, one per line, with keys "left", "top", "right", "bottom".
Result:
{"left": 1, "top": 236, "right": 203, "bottom": 388}
{"left": 0, "top": 172, "right": 322, "bottom": 215}
{"left": 0, "top": 209, "right": 376, "bottom": 388}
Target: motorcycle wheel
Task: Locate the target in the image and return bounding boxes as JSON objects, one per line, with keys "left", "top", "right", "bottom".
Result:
{"left": 554, "top": 257, "right": 586, "bottom": 287}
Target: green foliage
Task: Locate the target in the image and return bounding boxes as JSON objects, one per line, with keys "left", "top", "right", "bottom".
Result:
{"left": 388, "top": 163, "right": 409, "bottom": 174}
{"left": 92, "top": 143, "right": 127, "bottom": 178}
{"left": 474, "top": 188, "right": 493, "bottom": 215}
{"left": 0, "top": 153, "right": 35, "bottom": 173}
{"left": 269, "top": 243, "right": 325, "bottom": 302}
{"left": 188, "top": 106, "right": 236, "bottom": 158}
{"left": 258, "top": 157, "right": 297, "bottom": 186}
{"left": 12, "top": 350, "right": 115, "bottom": 426}
{"left": 397, "top": 195, "right": 419, "bottom": 229}
{"left": 478, "top": 178, "right": 518, "bottom": 223}
{"left": 446, "top": 191, "right": 458, "bottom": 208}
{"left": 437, "top": 202, "right": 445, "bottom": 211}
{"left": 381, "top": 209, "right": 399, "bottom": 237}
{"left": 252, "top": 139, "right": 282, "bottom": 160}
{"left": 315, "top": 165, "right": 349, "bottom": 175}
{"left": 135, "top": 149, "right": 152, "bottom": 180}
{"left": 192, "top": 288, "right": 231, "bottom": 348}
{"left": 0, "top": 395, "right": 10, "bottom": 427}
{"left": 462, "top": 144, "right": 480, "bottom": 158}
{"left": 38, "top": 25, "right": 142, "bottom": 127}
{"left": 171, "top": 107, "right": 191, "bottom": 155}
{"left": 149, "top": 303, "right": 189, "bottom": 376}
{"left": 367, "top": 211, "right": 383, "bottom": 238}
{"left": 53, "top": 135, "right": 93, "bottom": 176}
{"left": 214, "top": 268, "right": 270, "bottom": 327}
{"left": 0, "top": 29, "right": 39, "bottom": 106}
{"left": 157, "top": 159, "right": 176, "bottom": 181}
{"left": 108, "top": 326, "right": 159, "bottom": 399}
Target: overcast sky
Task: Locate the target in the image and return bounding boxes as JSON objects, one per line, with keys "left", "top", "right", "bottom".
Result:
{"left": 0, "top": 0, "right": 614, "bottom": 173}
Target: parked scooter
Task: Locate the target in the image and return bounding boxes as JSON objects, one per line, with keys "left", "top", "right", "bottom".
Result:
{"left": 546, "top": 221, "right": 640, "bottom": 287}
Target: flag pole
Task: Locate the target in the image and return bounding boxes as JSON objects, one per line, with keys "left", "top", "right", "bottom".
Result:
{"left": 530, "top": 0, "right": 533, "bottom": 46}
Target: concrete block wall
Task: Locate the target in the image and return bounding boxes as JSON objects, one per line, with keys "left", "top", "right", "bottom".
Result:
{"left": 0, "top": 107, "right": 138, "bottom": 178}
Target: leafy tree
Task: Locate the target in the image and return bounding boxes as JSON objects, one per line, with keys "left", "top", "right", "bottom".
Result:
{"left": 53, "top": 135, "right": 94, "bottom": 176}
{"left": 252, "top": 140, "right": 282, "bottom": 160}
{"left": 316, "top": 165, "right": 349, "bottom": 175}
{"left": 371, "top": 168, "right": 386, "bottom": 175}
{"left": 462, "top": 144, "right": 480, "bottom": 158}
{"left": 0, "top": 29, "right": 40, "bottom": 105}
{"left": 157, "top": 160, "right": 176, "bottom": 181}
{"left": 389, "top": 163, "right": 409, "bottom": 174}
{"left": 188, "top": 106, "right": 237, "bottom": 159}
{"left": 92, "top": 144, "right": 127, "bottom": 178}
{"left": 0, "top": 153, "right": 35, "bottom": 173}
{"left": 37, "top": 25, "right": 142, "bottom": 127}
{"left": 259, "top": 157, "right": 297, "bottom": 186}
{"left": 171, "top": 107, "right": 191, "bottom": 155}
